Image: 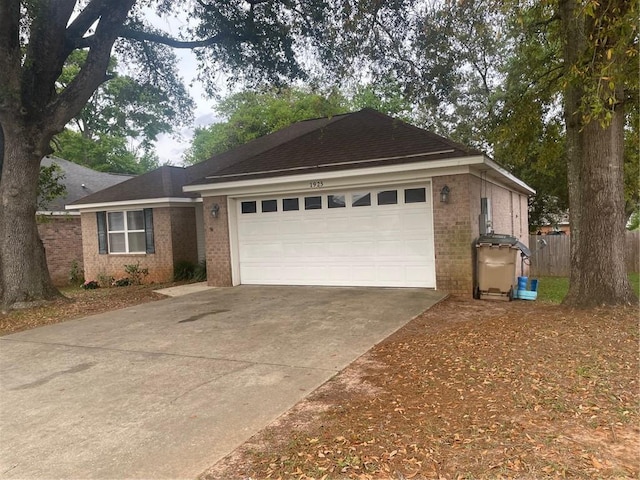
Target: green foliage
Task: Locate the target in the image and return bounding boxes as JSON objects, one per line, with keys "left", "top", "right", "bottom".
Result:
{"left": 193, "top": 261, "right": 207, "bottom": 282}
{"left": 183, "top": 87, "right": 349, "bottom": 164}
{"left": 97, "top": 273, "right": 114, "bottom": 288}
{"left": 536, "top": 273, "right": 640, "bottom": 304}
{"left": 112, "top": 278, "right": 133, "bottom": 287}
{"left": 54, "top": 129, "right": 143, "bottom": 174}
{"left": 627, "top": 208, "right": 640, "bottom": 231}
{"left": 53, "top": 50, "right": 191, "bottom": 173}
{"left": 68, "top": 260, "right": 84, "bottom": 286}
{"left": 173, "top": 260, "right": 196, "bottom": 282}
{"left": 81, "top": 280, "right": 99, "bottom": 290}
{"left": 37, "top": 163, "right": 67, "bottom": 210}
{"left": 173, "top": 260, "right": 207, "bottom": 282}
{"left": 123, "top": 262, "right": 149, "bottom": 285}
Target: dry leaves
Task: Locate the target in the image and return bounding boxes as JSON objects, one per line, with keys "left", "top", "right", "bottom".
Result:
{"left": 0, "top": 285, "right": 166, "bottom": 335}
{"left": 205, "top": 296, "right": 639, "bottom": 480}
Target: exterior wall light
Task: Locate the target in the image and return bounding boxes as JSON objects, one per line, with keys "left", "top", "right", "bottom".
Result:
{"left": 440, "top": 185, "right": 450, "bottom": 203}
{"left": 210, "top": 203, "right": 220, "bottom": 218}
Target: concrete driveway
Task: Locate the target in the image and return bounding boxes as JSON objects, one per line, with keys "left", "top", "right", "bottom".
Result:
{"left": 0, "top": 286, "right": 445, "bottom": 479}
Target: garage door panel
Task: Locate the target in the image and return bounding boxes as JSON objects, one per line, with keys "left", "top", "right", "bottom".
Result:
{"left": 236, "top": 184, "right": 436, "bottom": 288}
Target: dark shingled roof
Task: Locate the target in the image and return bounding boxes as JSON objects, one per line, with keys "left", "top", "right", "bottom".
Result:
{"left": 69, "top": 109, "right": 483, "bottom": 206}
{"left": 68, "top": 165, "right": 191, "bottom": 205}
{"left": 40, "top": 157, "right": 133, "bottom": 211}
{"left": 191, "top": 108, "right": 481, "bottom": 185}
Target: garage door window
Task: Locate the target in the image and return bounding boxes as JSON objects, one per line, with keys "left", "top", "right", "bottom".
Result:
{"left": 241, "top": 201, "right": 257, "bottom": 214}
{"left": 261, "top": 199, "right": 277, "bottom": 213}
{"left": 328, "top": 194, "right": 346, "bottom": 208}
{"left": 405, "top": 188, "right": 426, "bottom": 203}
{"left": 283, "top": 198, "right": 299, "bottom": 211}
{"left": 352, "top": 193, "right": 371, "bottom": 207}
{"left": 378, "top": 190, "right": 398, "bottom": 205}
{"left": 305, "top": 196, "right": 322, "bottom": 210}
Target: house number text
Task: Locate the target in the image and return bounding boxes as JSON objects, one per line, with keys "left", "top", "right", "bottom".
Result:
{"left": 309, "top": 180, "right": 324, "bottom": 188}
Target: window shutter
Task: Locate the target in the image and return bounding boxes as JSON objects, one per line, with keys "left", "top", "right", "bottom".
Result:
{"left": 97, "top": 211, "right": 108, "bottom": 254}
{"left": 144, "top": 208, "right": 155, "bottom": 254}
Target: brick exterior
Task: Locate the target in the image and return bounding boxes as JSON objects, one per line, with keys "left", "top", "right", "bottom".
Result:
{"left": 37, "top": 215, "right": 83, "bottom": 286}
{"left": 432, "top": 174, "right": 530, "bottom": 296}
{"left": 81, "top": 206, "right": 198, "bottom": 284}
{"left": 432, "top": 175, "right": 475, "bottom": 295}
{"left": 203, "top": 196, "right": 233, "bottom": 286}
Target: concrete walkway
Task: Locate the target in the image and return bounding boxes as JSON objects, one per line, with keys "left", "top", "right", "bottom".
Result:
{"left": 0, "top": 286, "right": 445, "bottom": 479}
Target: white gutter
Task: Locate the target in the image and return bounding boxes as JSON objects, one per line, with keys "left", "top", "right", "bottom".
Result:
{"left": 482, "top": 158, "right": 536, "bottom": 195}
{"left": 205, "top": 149, "right": 457, "bottom": 180}
{"left": 186, "top": 155, "right": 487, "bottom": 194}
{"left": 66, "top": 196, "right": 202, "bottom": 211}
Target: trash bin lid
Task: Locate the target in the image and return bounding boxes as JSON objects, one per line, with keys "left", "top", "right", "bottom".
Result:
{"left": 476, "top": 234, "right": 532, "bottom": 257}
{"left": 476, "top": 233, "right": 518, "bottom": 246}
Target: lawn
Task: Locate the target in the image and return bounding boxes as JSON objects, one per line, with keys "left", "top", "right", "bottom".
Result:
{"left": 205, "top": 296, "right": 639, "bottom": 479}
{"left": 536, "top": 272, "right": 640, "bottom": 303}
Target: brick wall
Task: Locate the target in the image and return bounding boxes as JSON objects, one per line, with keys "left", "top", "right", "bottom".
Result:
{"left": 81, "top": 206, "right": 198, "bottom": 285}
{"left": 170, "top": 207, "right": 199, "bottom": 265}
{"left": 37, "top": 215, "right": 83, "bottom": 286}
{"left": 432, "top": 175, "right": 475, "bottom": 295}
{"left": 432, "top": 174, "right": 530, "bottom": 296}
{"left": 203, "top": 196, "right": 233, "bottom": 287}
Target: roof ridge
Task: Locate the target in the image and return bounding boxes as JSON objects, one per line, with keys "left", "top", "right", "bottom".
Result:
{"left": 194, "top": 111, "right": 355, "bottom": 180}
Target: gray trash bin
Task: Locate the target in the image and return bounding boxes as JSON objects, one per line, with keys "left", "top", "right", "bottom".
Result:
{"left": 474, "top": 234, "right": 529, "bottom": 301}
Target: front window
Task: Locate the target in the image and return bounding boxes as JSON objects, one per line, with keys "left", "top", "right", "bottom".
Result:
{"left": 107, "top": 210, "right": 146, "bottom": 253}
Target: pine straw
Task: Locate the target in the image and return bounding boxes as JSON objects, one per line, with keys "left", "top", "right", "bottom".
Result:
{"left": 204, "top": 296, "right": 639, "bottom": 480}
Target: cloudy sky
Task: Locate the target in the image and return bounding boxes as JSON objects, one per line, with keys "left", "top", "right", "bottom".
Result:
{"left": 145, "top": 12, "right": 225, "bottom": 166}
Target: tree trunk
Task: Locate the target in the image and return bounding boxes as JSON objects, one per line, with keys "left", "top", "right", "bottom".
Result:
{"left": 0, "top": 123, "right": 60, "bottom": 311}
{"left": 560, "top": 0, "right": 637, "bottom": 307}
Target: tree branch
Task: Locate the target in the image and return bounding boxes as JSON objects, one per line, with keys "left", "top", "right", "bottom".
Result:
{"left": 119, "top": 28, "right": 237, "bottom": 49}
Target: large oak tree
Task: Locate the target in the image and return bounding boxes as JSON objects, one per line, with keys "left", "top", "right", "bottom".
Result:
{"left": 0, "top": 0, "right": 344, "bottom": 310}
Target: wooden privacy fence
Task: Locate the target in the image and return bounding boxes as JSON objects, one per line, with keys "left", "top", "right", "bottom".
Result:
{"left": 528, "top": 231, "right": 640, "bottom": 277}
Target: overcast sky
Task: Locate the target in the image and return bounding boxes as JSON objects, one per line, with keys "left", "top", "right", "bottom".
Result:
{"left": 145, "top": 12, "right": 225, "bottom": 166}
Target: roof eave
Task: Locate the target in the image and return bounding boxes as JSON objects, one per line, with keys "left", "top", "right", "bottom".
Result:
{"left": 66, "top": 197, "right": 202, "bottom": 212}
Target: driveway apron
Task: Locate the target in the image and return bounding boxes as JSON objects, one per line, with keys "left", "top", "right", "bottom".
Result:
{"left": 0, "top": 286, "right": 445, "bottom": 479}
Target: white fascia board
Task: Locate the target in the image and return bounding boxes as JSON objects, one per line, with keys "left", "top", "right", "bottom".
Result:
{"left": 66, "top": 197, "right": 201, "bottom": 212}
{"left": 482, "top": 158, "right": 536, "bottom": 195}
{"left": 36, "top": 210, "right": 81, "bottom": 216}
{"left": 185, "top": 156, "right": 485, "bottom": 197}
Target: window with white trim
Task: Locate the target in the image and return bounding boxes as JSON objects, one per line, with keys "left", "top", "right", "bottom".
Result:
{"left": 107, "top": 210, "right": 146, "bottom": 253}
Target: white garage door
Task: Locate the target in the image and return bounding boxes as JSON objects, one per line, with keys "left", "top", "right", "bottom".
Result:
{"left": 236, "top": 184, "right": 436, "bottom": 287}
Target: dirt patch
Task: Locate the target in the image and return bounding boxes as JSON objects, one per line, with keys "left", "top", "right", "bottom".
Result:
{"left": 203, "top": 296, "right": 639, "bottom": 479}
{"left": 0, "top": 285, "right": 167, "bottom": 336}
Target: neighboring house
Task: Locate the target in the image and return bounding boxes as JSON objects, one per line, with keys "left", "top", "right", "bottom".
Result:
{"left": 68, "top": 109, "right": 534, "bottom": 295}
{"left": 38, "top": 157, "right": 133, "bottom": 285}
{"left": 537, "top": 212, "right": 570, "bottom": 235}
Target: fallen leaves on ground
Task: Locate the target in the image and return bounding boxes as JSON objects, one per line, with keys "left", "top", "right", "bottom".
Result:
{"left": 204, "top": 296, "right": 639, "bottom": 480}
{"left": 0, "top": 285, "right": 167, "bottom": 336}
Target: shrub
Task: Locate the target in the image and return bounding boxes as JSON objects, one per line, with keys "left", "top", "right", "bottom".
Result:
{"left": 193, "top": 260, "right": 207, "bottom": 282}
{"left": 124, "top": 262, "right": 149, "bottom": 285}
{"left": 97, "top": 273, "right": 114, "bottom": 288}
{"left": 81, "top": 280, "right": 99, "bottom": 290}
{"left": 69, "top": 260, "right": 84, "bottom": 286}
{"left": 173, "top": 260, "right": 195, "bottom": 281}
{"left": 112, "top": 278, "right": 132, "bottom": 287}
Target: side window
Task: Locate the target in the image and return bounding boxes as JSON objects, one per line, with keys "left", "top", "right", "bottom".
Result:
{"left": 304, "top": 196, "right": 322, "bottom": 210}
{"left": 405, "top": 188, "right": 426, "bottom": 203}
{"left": 241, "top": 201, "right": 257, "bottom": 214}
{"left": 378, "top": 190, "right": 398, "bottom": 205}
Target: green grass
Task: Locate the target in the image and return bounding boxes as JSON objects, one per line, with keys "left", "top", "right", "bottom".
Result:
{"left": 534, "top": 272, "right": 640, "bottom": 304}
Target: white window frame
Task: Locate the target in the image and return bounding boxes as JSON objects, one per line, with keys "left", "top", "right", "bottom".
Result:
{"left": 107, "top": 210, "right": 146, "bottom": 254}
